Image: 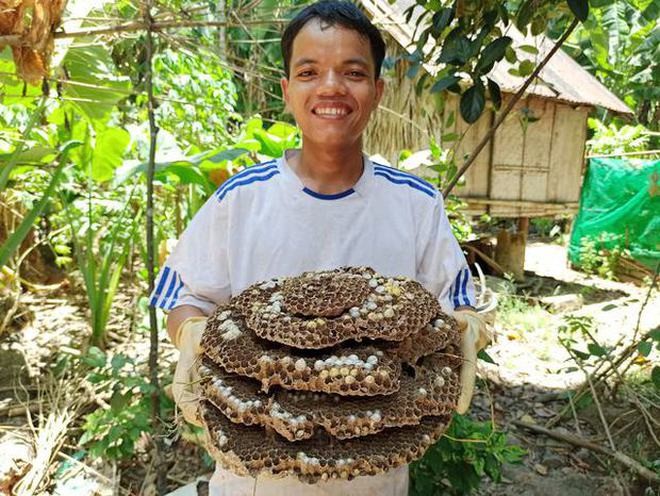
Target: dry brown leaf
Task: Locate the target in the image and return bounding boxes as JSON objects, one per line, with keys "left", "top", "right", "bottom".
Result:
{"left": 0, "top": 0, "right": 23, "bottom": 36}
{"left": 12, "top": 45, "right": 46, "bottom": 85}
{"left": 2, "top": 0, "right": 67, "bottom": 84}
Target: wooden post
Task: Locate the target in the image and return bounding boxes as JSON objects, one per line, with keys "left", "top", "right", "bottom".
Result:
{"left": 494, "top": 217, "right": 529, "bottom": 281}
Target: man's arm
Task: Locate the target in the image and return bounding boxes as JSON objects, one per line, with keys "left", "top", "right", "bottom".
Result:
{"left": 167, "top": 305, "right": 206, "bottom": 344}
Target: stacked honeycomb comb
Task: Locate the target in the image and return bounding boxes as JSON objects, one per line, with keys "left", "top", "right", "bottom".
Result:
{"left": 198, "top": 266, "right": 463, "bottom": 483}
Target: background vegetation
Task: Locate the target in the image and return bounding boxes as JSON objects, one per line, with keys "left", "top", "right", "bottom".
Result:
{"left": 0, "top": 0, "right": 657, "bottom": 494}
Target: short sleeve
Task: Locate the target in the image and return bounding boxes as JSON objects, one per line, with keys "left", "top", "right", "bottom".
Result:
{"left": 149, "top": 195, "right": 231, "bottom": 314}
{"left": 416, "top": 194, "right": 475, "bottom": 313}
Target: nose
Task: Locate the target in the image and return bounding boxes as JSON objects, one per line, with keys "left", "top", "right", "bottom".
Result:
{"left": 317, "top": 70, "right": 347, "bottom": 96}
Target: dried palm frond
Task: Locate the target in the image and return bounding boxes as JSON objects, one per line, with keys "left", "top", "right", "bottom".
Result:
{"left": 0, "top": 0, "right": 67, "bottom": 85}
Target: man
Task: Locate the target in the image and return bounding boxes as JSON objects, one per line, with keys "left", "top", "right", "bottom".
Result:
{"left": 151, "top": 2, "right": 489, "bottom": 494}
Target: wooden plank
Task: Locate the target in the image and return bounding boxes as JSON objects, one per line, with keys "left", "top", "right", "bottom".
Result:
{"left": 491, "top": 96, "right": 526, "bottom": 170}
{"left": 521, "top": 99, "right": 553, "bottom": 201}
{"left": 522, "top": 99, "right": 554, "bottom": 170}
{"left": 547, "top": 105, "right": 589, "bottom": 202}
{"left": 489, "top": 95, "right": 529, "bottom": 216}
{"left": 462, "top": 197, "right": 579, "bottom": 208}
{"left": 461, "top": 107, "right": 493, "bottom": 198}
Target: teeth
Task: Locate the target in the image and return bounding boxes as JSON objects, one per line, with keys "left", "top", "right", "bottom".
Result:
{"left": 314, "top": 107, "right": 348, "bottom": 116}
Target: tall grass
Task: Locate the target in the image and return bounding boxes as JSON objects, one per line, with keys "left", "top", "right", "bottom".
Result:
{"left": 64, "top": 184, "right": 141, "bottom": 348}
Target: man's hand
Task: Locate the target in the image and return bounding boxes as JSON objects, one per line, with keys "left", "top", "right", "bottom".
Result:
{"left": 171, "top": 316, "right": 207, "bottom": 426}
{"left": 453, "top": 308, "right": 492, "bottom": 414}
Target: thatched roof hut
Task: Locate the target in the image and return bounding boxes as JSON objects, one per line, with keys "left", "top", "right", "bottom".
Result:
{"left": 360, "top": 0, "right": 633, "bottom": 218}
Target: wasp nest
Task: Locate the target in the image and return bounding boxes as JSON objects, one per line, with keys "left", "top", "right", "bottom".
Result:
{"left": 199, "top": 267, "right": 463, "bottom": 483}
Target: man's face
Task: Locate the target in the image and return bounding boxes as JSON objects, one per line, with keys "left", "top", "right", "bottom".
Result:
{"left": 281, "top": 20, "right": 385, "bottom": 150}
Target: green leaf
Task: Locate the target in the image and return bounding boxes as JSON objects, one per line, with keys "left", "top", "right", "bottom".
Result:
{"left": 504, "top": 45, "right": 517, "bottom": 64}
{"left": 478, "top": 349, "right": 497, "bottom": 364}
{"left": 518, "top": 44, "right": 539, "bottom": 55}
{"left": 571, "top": 348, "right": 590, "bottom": 360}
{"left": 83, "top": 347, "right": 107, "bottom": 368}
{"left": 111, "top": 354, "right": 128, "bottom": 371}
{"left": 0, "top": 145, "right": 57, "bottom": 168}
{"left": 475, "top": 36, "right": 512, "bottom": 74}
{"left": 638, "top": 341, "right": 652, "bottom": 357}
{"left": 515, "top": 0, "right": 535, "bottom": 30}
{"left": 460, "top": 84, "right": 485, "bottom": 123}
{"left": 652, "top": 366, "right": 660, "bottom": 389}
{"left": 567, "top": 0, "right": 589, "bottom": 22}
{"left": 0, "top": 97, "right": 48, "bottom": 192}
{"left": 487, "top": 78, "right": 502, "bottom": 110}
{"left": 61, "top": 45, "right": 131, "bottom": 124}
{"left": 110, "top": 390, "right": 132, "bottom": 414}
{"left": 431, "top": 7, "right": 454, "bottom": 36}
{"left": 92, "top": 128, "right": 130, "bottom": 182}
{"left": 531, "top": 18, "right": 546, "bottom": 35}
{"left": 445, "top": 111, "right": 455, "bottom": 128}
{"left": 430, "top": 74, "right": 460, "bottom": 93}
{"left": 587, "top": 343, "right": 606, "bottom": 357}
{"left": 518, "top": 59, "right": 535, "bottom": 77}
{"left": 438, "top": 28, "right": 473, "bottom": 66}
{"left": 0, "top": 141, "right": 80, "bottom": 269}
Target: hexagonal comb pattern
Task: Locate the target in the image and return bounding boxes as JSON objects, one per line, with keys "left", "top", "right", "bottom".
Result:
{"left": 202, "top": 308, "right": 401, "bottom": 396}
{"left": 198, "top": 266, "right": 464, "bottom": 483}
{"left": 233, "top": 267, "right": 441, "bottom": 349}
{"left": 201, "top": 401, "right": 451, "bottom": 484}
{"left": 200, "top": 355, "right": 460, "bottom": 442}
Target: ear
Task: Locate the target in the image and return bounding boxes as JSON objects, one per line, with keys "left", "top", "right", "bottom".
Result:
{"left": 281, "top": 77, "right": 291, "bottom": 113}
{"left": 373, "top": 78, "right": 385, "bottom": 109}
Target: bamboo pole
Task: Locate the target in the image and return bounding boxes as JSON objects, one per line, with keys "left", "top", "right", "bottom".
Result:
{"left": 442, "top": 18, "right": 580, "bottom": 197}
{"left": 143, "top": 0, "right": 166, "bottom": 493}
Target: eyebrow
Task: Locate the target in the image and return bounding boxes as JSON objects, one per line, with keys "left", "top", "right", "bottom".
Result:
{"left": 292, "top": 57, "right": 371, "bottom": 69}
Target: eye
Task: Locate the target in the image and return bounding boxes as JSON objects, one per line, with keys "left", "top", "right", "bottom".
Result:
{"left": 297, "top": 70, "right": 314, "bottom": 78}
{"left": 347, "top": 70, "right": 367, "bottom": 78}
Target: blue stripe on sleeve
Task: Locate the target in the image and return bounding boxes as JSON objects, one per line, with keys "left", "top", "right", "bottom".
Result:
{"left": 214, "top": 161, "right": 277, "bottom": 200}
{"left": 167, "top": 276, "right": 184, "bottom": 310}
{"left": 149, "top": 266, "right": 171, "bottom": 307}
{"left": 162, "top": 272, "right": 181, "bottom": 309}
{"left": 217, "top": 169, "right": 280, "bottom": 201}
{"left": 159, "top": 270, "right": 178, "bottom": 308}
{"left": 374, "top": 171, "right": 436, "bottom": 198}
{"left": 373, "top": 164, "right": 436, "bottom": 191}
{"left": 451, "top": 269, "right": 463, "bottom": 309}
{"left": 460, "top": 267, "right": 470, "bottom": 306}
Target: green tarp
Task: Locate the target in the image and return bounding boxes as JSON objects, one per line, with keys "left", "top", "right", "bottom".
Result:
{"left": 569, "top": 157, "right": 660, "bottom": 269}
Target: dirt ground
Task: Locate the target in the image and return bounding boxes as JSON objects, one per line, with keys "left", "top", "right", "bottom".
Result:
{"left": 0, "top": 239, "right": 658, "bottom": 495}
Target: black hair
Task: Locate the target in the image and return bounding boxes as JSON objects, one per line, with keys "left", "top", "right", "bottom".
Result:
{"left": 281, "top": 0, "right": 386, "bottom": 79}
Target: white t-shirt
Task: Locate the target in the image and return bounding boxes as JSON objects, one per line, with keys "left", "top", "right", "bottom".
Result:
{"left": 150, "top": 151, "right": 475, "bottom": 495}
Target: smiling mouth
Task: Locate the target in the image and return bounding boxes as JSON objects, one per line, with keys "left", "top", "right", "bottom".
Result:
{"left": 312, "top": 106, "right": 352, "bottom": 117}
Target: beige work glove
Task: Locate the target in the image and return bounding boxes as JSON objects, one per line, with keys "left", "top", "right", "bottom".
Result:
{"left": 172, "top": 316, "right": 207, "bottom": 427}
{"left": 453, "top": 309, "right": 492, "bottom": 414}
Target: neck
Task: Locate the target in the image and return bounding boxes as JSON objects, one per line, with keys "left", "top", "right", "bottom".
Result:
{"left": 288, "top": 141, "right": 364, "bottom": 195}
